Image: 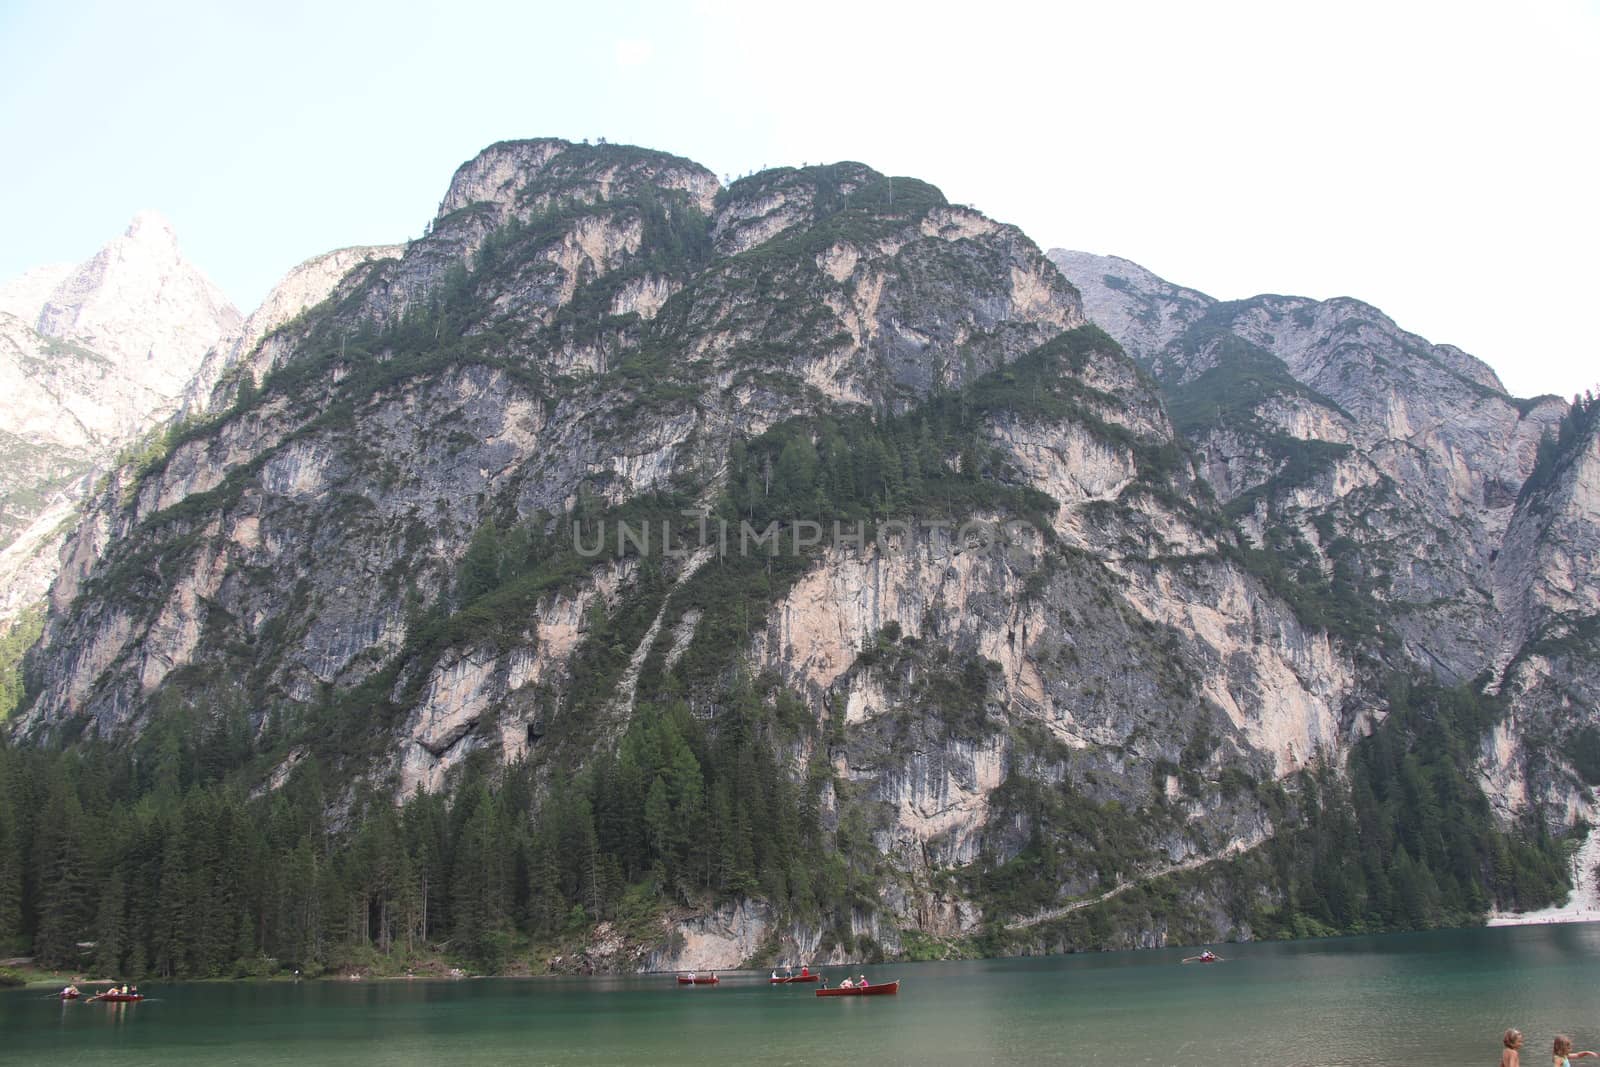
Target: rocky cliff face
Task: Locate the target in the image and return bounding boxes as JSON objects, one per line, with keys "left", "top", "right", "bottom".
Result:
{"left": 181, "top": 244, "right": 406, "bottom": 418}
{"left": 1479, "top": 405, "right": 1600, "bottom": 823}
{"left": 9, "top": 142, "right": 1365, "bottom": 942}
{"left": 17, "top": 147, "right": 1093, "bottom": 743}
{"left": 1050, "top": 248, "right": 1599, "bottom": 831}
{"left": 5, "top": 142, "right": 1592, "bottom": 971}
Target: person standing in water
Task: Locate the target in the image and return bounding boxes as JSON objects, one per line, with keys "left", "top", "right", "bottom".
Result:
{"left": 1503, "top": 1029, "right": 1525, "bottom": 1067}
{"left": 1552, "top": 1035, "right": 1597, "bottom": 1067}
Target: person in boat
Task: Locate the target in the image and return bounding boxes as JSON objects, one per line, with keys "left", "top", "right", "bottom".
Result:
{"left": 800, "top": 965, "right": 809, "bottom": 977}
{"left": 858, "top": 974, "right": 868, "bottom": 987}
{"left": 61, "top": 984, "right": 78, "bottom": 997}
{"left": 1502, "top": 1029, "right": 1525, "bottom": 1067}
{"left": 839, "top": 976, "right": 854, "bottom": 989}
{"left": 1553, "top": 1035, "right": 1597, "bottom": 1067}
{"left": 772, "top": 969, "right": 780, "bottom": 980}
{"left": 784, "top": 963, "right": 793, "bottom": 977}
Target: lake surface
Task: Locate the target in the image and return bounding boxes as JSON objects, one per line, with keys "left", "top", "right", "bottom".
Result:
{"left": 5, "top": 924, "right": 1599, "bottom": 1065}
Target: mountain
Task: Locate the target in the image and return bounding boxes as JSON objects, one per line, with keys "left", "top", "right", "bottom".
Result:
{"left": 1049, "top": 249, "right": 1600, "bottom": 821}
{"left": 0, "top": 141, "right": 1591, "bottom": 979}
{"left": 179, "top": 243, "right": 406, "bottom": 420}
{"left": 0, "top": 213, "right": 241, "bottom": 626}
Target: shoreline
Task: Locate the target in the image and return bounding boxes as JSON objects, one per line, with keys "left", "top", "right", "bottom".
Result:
{"left": 0, "top": 928, "right": 1568, "bottom": 990}
{"left": 1487, "top": 814, "right": 1600, "bottom": 927}
{"left": 1485, "top": 909, "right": 1600, "bottom": 928}
{"left": 12, "top": 893, "right": 1600, "bottom": 987}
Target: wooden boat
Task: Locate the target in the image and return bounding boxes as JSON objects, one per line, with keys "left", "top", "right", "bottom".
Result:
{"left": 769, "top": 973, "right": 820, "bottom": 984}
{"left": 676, "top": 975, "right": 719, "bottom": 985}
{"left": 816, "top": 979, "right": 899, "bottom": 997}
{"left": 89, "top": 993, "right": 144, "bottom": 1003}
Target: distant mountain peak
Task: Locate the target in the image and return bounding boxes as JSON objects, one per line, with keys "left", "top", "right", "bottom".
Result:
{"left": 123, "top": 209, "right": 178, "bottom": 245}
{"left": 35, "top": 213, "right": 240, "bottom": 390}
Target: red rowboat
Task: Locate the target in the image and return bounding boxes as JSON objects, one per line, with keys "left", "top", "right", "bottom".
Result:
{"left": 58, "top": 991, "right": 81, "bottom": 1000}
{"left": 769, "top": 974, "right": 820, "bottom": 984}
{"left": 676, "top": 975, "right": 719, "bottom": 985}
{"left": 816, "top": 980, "right": 899, "bottom": 997}
{"left": 90, "top": 993, "right": 144, "bottom": 1003}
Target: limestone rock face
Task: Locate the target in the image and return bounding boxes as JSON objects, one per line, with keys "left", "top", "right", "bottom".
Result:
{"left": 0, "top": 214, "right": 241, "bottom": 627}
{"left": 8, "top": 141, "right": 1595, "bottom": 958}
{"left": 0, "top": 210, "right": 244, "bottom": 463}
{"left": 0, "top": 220, "right": 405, "bottom": 632}
{"left": 18, "top": 144, "right": 1093, "bottom": 757}
{"left": 7, "top": 140, "right": 1377, "bottom": 953}
{"left": 0, "top": 263, "right": 73, "bottom": 321}
{"left": 182, "top": 243, "right": 406, "bottom": 416}
{"left": 1047, "top": 251, "right": 1210, "bottom": 361}
{"left": 1050, "top": 247, "right": 1598, "bottom": 830}
{"left": 35, "top": 211, "right": 241, "bottom": 399}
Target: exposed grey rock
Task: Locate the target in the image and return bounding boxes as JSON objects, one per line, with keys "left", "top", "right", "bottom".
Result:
{"left": 1049, "top": 247, "right": 1598, "bottom": 831}
{"left": 6, "top": 142, "right": 1594, "bottom": 960}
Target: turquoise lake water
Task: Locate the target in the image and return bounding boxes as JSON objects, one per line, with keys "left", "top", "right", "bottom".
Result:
{"left": 4, "top": 924, "right": 1599, "bottom": 1065}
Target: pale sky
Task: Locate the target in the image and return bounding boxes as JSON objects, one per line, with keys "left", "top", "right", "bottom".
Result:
{"left": 1, "top": 0, "right": 1595, "bottom": 399}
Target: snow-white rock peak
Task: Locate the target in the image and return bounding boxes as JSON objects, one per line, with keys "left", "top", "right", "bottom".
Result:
{"left": 124, "top": 208, "right": 179, "bottom": 245}
{"left": 0, "top": 214, "right": 242, "bottom": 625}
{"left": 35, "top": 211, "right": 241, "bottom": 397}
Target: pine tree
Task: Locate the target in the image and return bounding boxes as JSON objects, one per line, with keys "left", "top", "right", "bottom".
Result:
{"left": 643, "top": 777, "right": 672, "bottom": 871}
{"left": 458, "top": 521, "right": 503, "bottom": 603}
{"left": 0, "top": 773, "right": 21, "bottom": 950}
{"left": 92, "top": 867, "right": 129, "bottom": 976}
{"left": 151, "top": 825, "right": 191, "bottom": 977}
{"left": 450, "top": 785, "right": 508, "bottom": 969}
{"left": 31, "top": 773, "right": 89, "bottom": 965}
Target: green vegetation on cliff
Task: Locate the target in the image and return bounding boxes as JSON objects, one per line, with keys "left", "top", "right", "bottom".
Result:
{"left": 1250, "top": 681, "right": 1568, "bottom": 935}
{"left": 972, "top": 680, "right": 1571, "bottom": 953}
{"left": 0, "top": 609, "right": 45, "bottom": 723}
{"left": 1522, "top": 392, "right": 1599, "bottom": 507}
